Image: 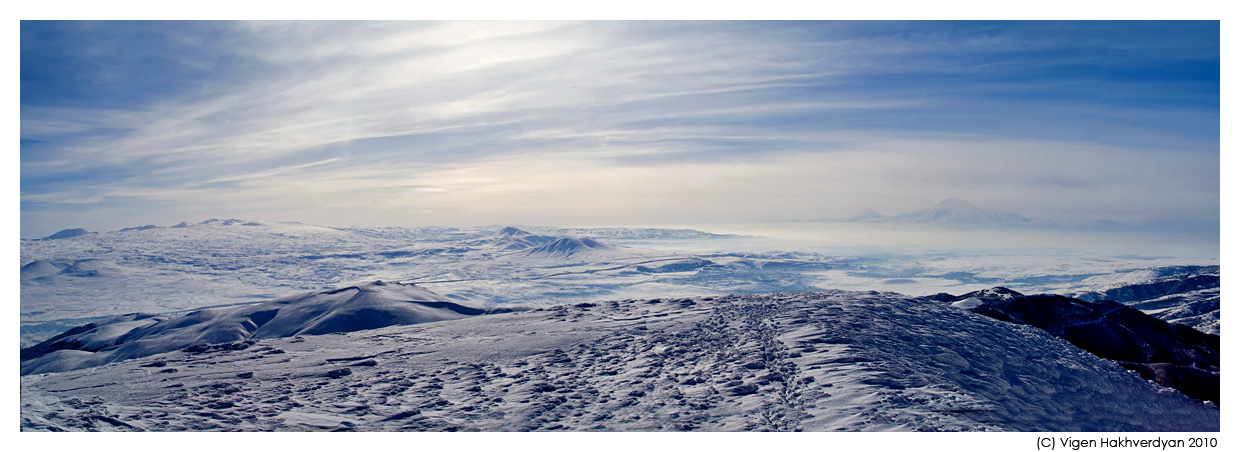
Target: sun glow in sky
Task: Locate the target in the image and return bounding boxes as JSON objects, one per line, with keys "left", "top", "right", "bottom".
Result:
{"left": 19, "top": 20, "right": 1220, "bottom": 238}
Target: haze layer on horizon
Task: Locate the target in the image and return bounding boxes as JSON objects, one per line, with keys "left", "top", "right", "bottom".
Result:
{"left": 20, "top": 21, "right": 1220, "bottom": 238}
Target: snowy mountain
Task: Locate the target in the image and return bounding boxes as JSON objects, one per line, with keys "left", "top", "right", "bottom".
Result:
{"left": 846, "top": 209, "right": 886, "bottom": 222}
{"left": 20, "top": 290, "right": 1218, "bottom": 431}
{"left": 41, "top": 228, "right": 96, "bottom": 240}
{"left": 524, "top": 237, "right": 622, "bottom": 259}
{"left": 933, "top": 288, "right": 1219, "bottom": 405}
{"left": 465, "top": 227, "right": 558, "bottom": 250}
{"left": 1064, "top": 266, "right": 1219, "bottom": 334}
{"left": 851, "top": 198, "right": 1033, "bottom": 225}
{"left": 21, "top": 281, "right": 514, "bottom": 376}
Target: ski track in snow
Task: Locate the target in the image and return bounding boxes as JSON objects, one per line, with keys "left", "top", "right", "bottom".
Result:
{"left": 20, "top": 291, "right": 1218, "bottom": 432}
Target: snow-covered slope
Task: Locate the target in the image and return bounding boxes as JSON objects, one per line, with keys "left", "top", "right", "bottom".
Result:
{"left": 21, "top": 220, "right": 718, "bottom": 345}
{"left": 464, "top": 227, "right": 558, "bottom": 250}
{"left": 934, "top": 289, "right": 1220, "bottom": 405}
{"left": 20, "top": 291, "right": 1218, "bottom": 432}
{"left": 19, "top": 219, "right": 1217, "bottom": 350}
{"left": 1064, "top": 266, "right": 1219, "bottom": 334}
{"left": 853, "top": 198, "right": 1033, "bottom": 225}
{"left": 21, "top": 281, "right": 509, "bottom": 376}
{"left": 524, "top": 237, "right": 622, "bottom": 259}
{"left": 20, "top": 259, "right": 72, "bottom": 279}
{"left": 41, "top": 228, "right": 96, "bottom": 240}
{"left": 19, "top": 219, "right": 425, "bottom": 330}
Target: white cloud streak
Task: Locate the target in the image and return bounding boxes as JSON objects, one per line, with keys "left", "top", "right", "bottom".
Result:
{"left": 20, "top": 21, "right": 1219, "bottom": 237}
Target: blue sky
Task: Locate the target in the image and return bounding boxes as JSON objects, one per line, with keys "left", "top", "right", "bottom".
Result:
{"left": 19, "top": 21, "right": 1220, "bottom": 238}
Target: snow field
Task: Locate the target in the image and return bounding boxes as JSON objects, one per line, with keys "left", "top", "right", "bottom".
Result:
{"left": 20, "top": 291, "right": 1218, "bottom": 432}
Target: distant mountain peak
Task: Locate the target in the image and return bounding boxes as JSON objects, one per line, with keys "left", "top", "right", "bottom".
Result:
{"left": 849, "top": 198, "right": 1031, "bottom": 225}
{"left": 199, "top": 218, "right": 253, "bottom": 226}
{"left": 469, "top": 227, "right": 557, "bottom": 250}
{"left": 496, "top": 226, "right": 532, "bottom": 236}
{"left": 847, "top": 209, "right": 886, "bottom": 222}
{"left": 525, "top": 237, "right": 620, "bottom": 258}
{"left": 934, "top": 198, "right": 978, "bottom": 210}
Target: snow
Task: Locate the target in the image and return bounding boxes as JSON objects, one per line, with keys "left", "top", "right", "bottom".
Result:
{"left": 20, "top": 220, "right": 1219, "bottom": 349}
{"left": 464, "top": 227, "right": 558, "bottom": 250}
{"left": 17, "top": 219, "right": 1222, "bottom": 432}
{"left": 523, "top": 237, "right": 623, "bottom": 259}
{"left": 1061, "top": 266, "right": 1220, "bottom": 334}
{"left": 20, "top": 259, "right": 70, "bottom": 279}
{"left": 42, "top": 228, "right": 96, "bottom": 240}
{"left": 20, "top": 290, "right": 1218, "bottom": 431}
{"left": 18, "top": 221, "right": 846, "bottom": 345}
{"left": 21, "top": 281, "right": 501, "bottom": 376}
{"left": 951, "top": 297, "right": 984, "bottom": 309}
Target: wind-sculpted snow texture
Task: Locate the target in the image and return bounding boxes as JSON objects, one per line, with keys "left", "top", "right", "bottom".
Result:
{"left": 20, "top": 291, "right": 1218, "bottom": 432}
{"left": 950, "top": 291, "right": 1220, "bottom": 405}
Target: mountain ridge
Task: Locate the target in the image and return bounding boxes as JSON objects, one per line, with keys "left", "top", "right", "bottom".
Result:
{"left": 20, "top": 281, "right": 517, "bottom": 376}
{"left": 928, "top": 287, "right": 1220, "bottom": 405}
{"left": 849, "top": 198, "right": 1033, "bottom": 225}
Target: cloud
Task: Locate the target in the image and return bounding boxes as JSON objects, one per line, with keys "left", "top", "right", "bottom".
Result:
{"left": 20, "top": 21, "right": 1219, "bottom": 237}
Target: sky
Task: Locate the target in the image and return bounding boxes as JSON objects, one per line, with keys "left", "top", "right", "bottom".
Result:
{"left": 19, "top": 20, "right": 1221, "bottom": 238}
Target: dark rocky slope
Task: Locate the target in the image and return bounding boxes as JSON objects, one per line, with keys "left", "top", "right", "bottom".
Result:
{"left": 927, "top": 288, "right": 1219, "bottom": 405}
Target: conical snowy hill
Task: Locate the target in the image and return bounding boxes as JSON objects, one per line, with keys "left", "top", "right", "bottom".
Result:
{"left": 41, "top": 228, "right": 96, "bottom": 240}
{"left": 524, "top": 237, "right": 622, "bottom": 259}
{"left": 467, "top": 226, "right": 558, "bottom": 250}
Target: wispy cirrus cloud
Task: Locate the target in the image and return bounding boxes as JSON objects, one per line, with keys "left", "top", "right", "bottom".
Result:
{"left": 20, "top": 21, "right": 1219, "bottom": 237}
